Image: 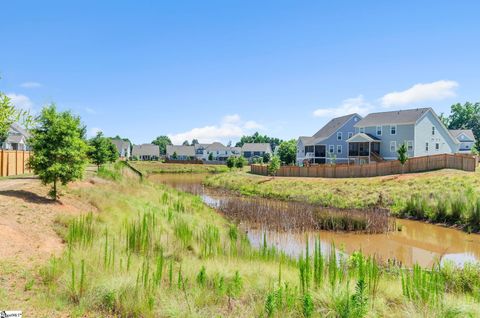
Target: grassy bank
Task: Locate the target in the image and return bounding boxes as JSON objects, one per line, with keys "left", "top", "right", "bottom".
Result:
{"left": 130, "top": 161, "right": 229, "bottom": 175}
{"left": 27, "top": 165, "right": 480, "bottom": 317}
{"left": 204, "top": 169, "right": 480, "bottom": 231}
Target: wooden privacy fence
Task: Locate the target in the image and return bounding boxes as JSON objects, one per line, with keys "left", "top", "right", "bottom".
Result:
{"left": 251, "top": 153, "right": 478, "bottom": 178}
{"left": 0, "top": 150, "right": 32, "bottom": 177}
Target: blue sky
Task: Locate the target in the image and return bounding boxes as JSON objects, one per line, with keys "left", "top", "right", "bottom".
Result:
{"left": 1, "top": 1, "right": 479, "bottom": 144}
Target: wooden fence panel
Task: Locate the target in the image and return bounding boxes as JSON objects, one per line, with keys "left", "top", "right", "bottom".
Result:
{"left": 252, "top": 153, "right": 478, "bottom": 178}
{"left": 0, "top": 150, "right": 32, "bottom": 177}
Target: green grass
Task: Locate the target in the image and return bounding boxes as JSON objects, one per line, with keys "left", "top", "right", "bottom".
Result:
{"left": 130, "top": 161, "right": 229, "bottom": 175}
{"left": 204, "top": 169, "right": 480, "bottom": 231}
{"left": 24, "top": 165, "right": 480, "bottom": 317}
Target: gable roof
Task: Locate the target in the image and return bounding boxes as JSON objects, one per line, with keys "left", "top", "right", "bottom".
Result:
{"left": 166, "top": 145, "right": 195, "bottom": 157}
{"left": 5, "top": 134, "right": 26, "bottom": 144}
{"left": 346, "top": 133, "right": 381, "bottom": 143}
{"left": 132, "top": 144, "right": 160, "bottom": 157}
{"left": 10, "top": 123, "right": 31, "bottom": 139}
{"left": 241, "top": 143, "right": 272, "bottom": 153}
{"left": 354, "top": 108, "right": 430, "bottom": 127}
{"left": 449, "top": 129, "right": 476, "bottom": 142}
{"left": 313, "top": 113, "right": 361, "bottom": 140}
{"left": 206, "top": 142, "right": 228, "bottom": 151}
{"left": 110, "top": 139, "right": 131, "bottom": 151}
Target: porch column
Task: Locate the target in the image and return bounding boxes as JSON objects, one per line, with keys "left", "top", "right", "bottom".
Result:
{"left": 368, "top": 142, "right": 371, "bottom": 164}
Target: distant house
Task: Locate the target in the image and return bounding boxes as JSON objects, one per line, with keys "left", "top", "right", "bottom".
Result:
{"left": 241, "top": 143, "right": 272, "bottom": 162}
{"left": 2, "top": 123, "right": 31, "bottom": 151}
{"left": 449, "top": 129, "right": 476, "bottom": 153}
{"left": 346, "top": 108, "right": 459, "bottom": 164}
{"left": 196, "top": 142, "right": 241, "bottom": 161}
{"left": 166, "top": 145, "right": 195, "bottom": 160}
{"left": 296, "top": 113, "right": 362, "bottom": 165}
{"left": 132, "top": 144, "right": 160, "bottom": 160}
{"left": 110, "top": 139, "right": 131, "bottom": 159}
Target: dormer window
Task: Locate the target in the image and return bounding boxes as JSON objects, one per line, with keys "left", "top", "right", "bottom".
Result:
{"left": 390, "top": 125, "right": 397, "bottom": 135}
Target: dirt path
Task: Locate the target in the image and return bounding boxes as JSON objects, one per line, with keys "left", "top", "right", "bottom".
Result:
{"left": 0, "top": 177, "right": 94, "bottom": 263}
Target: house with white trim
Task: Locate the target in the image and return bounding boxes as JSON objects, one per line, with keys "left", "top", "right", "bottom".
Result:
{"left": 296, "top": 113, "right": 362, "bottom": 165}
{"left": 449, "top": 129, "right": 476, "bottom": 153}
{"left": 1, "top": 123, "right": 31, "bottom": 151}
{"left": 346, "top": 108, "right": 460, "bottom": 164}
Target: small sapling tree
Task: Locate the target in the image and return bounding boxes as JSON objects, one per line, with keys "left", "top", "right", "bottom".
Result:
{"left": 226, "top": 156, "right": 236, "bottom": 169}
{"left": 235, "top": 156, "right": 247, "bottom": 169}
{"left": 28, "top": 105, "right": 89, "bottom": 200}
{"left": 397, "top": 143, "right": 409, "bottom": 174}
{"left": 268, "top": 155, "right": 281, "bottom": 176}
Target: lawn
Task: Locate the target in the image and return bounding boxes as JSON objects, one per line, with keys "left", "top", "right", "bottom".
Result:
{"left": 15, "top": 164, "right": 480, "bottom": 317}
{"left": 130, "top": 161, "right": 229, "bottom": 175}
{"left": 204, "top": 169, "right": 480, "bottom": 231}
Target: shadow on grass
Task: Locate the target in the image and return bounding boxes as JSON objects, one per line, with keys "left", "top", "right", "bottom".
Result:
{"left": 0, "top": 190, "right": 56, "bottom": 204}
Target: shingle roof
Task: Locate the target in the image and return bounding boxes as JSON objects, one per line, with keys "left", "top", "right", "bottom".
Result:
{"left": 5, "top": 134, "right": 26, "bottom": 144}
{"left": 346, "top": 133, "right": 381, "bottom": 143}
{"left": 313, "top": 113, "right": 360, "bottom": 140}
{"left": 110, "top": 139, "right": 131, "bottom": 151}
{"left": 298, "top": 136, "right": 315, "bottom": 145}
{"left": 206, "top": 142, "right": 228, "bottom": 151}
{"left": 449, "top": 129, "right": 476, "bottom": 142}
{"left": 10, "top": 123, "right": 31, "bottom": 139}
{"left": 355, "top": 108, "right": 431, "bottom": 127}
{"left": 241, "top": 143, "right": 272, "bottom": 153}
{"left": 166, "top": 145, "right": 195, "bottom": 157}
{"left": 132, "top": 144, "right": 160, "bottom": 157}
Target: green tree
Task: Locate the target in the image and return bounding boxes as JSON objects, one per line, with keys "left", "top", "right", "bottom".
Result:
{"left": 235, "top": 156, "right": 247, "bottom": 168}
{"left": 208, "top": 152, "right": 214, "bottom": 161}
{"left": 108, "top": 141, "right": 119, "bottom": 163}
{"left": 182, "top": 140, "right": 190, "bottom": 146}
{"left": 88, "top": 132, "right": 115, "bottom": 168}
{"left": 226, "top": 156, "right": 236, "bottom": 169}
{"left": 445, "top": 102, "right": 480, "bottom": 149}
{"left": 277, "top": 139, "right": 297, "bottom": 165}
{"left": 172, "top": 151, "right": 178, "bottom": 159}
{"left": 267, "top": 156, "right": 281, "bottom": 176}
{"left": 28, "top": 105, "right": 89, "bottom": 200}
{"left": 191, "top": 139, "right": 199, "bottom": 145}
{"left": 397, "top": 143, "right": 409, "bottom": 173}
{"left": 262, "top": 152, "right": 271, "bottom": 163}
{"left": 152, "top": 135, "right": 172, "bottom": 155}
{"left": 0, "top": 93, "right": 32, "bottom": 143}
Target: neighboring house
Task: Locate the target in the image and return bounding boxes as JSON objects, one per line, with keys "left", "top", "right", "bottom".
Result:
{"left": 347, "top": 108, "right": 459, "bottom": 164}
{"left": 132, "top": 144, "right": 160, "bottom": 160}
{"left": 241, "top": 143, "right": 272, "bottom": 162}
{"left": 196, "top": 142, "right": 241, "bottom": 161}
{"left": 2, "top": 123, "right": 31, "bottom": 151}
{"left": 449, "top": 129, "right": 476, "bottom": 153}
{"left": 110, "top": 138, "right": 131, "bottom": 159}
{"left": 166, "top": 145, "right": 195, "bottom": 160}
{"left": 296, "top": 113, "right": 362, "bottom": 165}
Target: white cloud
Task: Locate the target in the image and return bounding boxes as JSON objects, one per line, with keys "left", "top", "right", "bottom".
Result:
{"left": 168, "top": 115, "right": 264, "bottom": 144}
{"left": 88, "top": 127, "right": 102, "bottom": 137}
{"left": 380, "top": 80, "right": 458, "bottom": 107}
{"left": 313, "top": 95, "right": 372, "bottom": 118}
{"left": 20, "top": 81, "right": 42, "bottom": 88}
{"left": 85, "top": 107, "right": 97, "bottom": 114}
{"left": 6, "top": 93, "right": 33, "bottom": 111}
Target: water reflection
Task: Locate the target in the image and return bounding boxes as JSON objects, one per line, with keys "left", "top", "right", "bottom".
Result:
{"left": 149, "top": 173, "right": 480, "bottom": 267}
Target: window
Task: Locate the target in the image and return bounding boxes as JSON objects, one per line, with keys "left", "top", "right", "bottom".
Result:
{"left": 329, "top": 145, "right": 334, "bottom": 153}
{"left": 337, "top": 132, "right": 342, "bottom": 140}
{"left": 390, "top": 141, "right": 396, "bottom": 152}
{"left": 376, "top": 126, "right": 382, "bottom": 136}
{"left": 435, "top": 143, "right": 439, "bottom": 150}
{"left": 359, "top": 127, "right": 365, "bottom": 133}
{"left": 390, "top": 125, "right": 397, "bottom": 135}
{"left": 432, "top": 126, "right": 435, "bottom": 135}
{"left": 407, "top": 140, "right": 413, "bottom": 151}
{"left": 348, "top": 132, "right": 353, "bottom": 139}
{"left": 337, "top": 145, "right": 342, "bottom": 154}
{"left": 425, "top": 142, "right": 429, "bottom": 152}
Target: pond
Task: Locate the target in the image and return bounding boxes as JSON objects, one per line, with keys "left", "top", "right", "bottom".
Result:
{"left": 149, "top": 173, "right": 480, "bottom": 267}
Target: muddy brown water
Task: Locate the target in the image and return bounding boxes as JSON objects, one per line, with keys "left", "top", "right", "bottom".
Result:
{"left": 149, "top": 173, "right": 480, "bottom": 267}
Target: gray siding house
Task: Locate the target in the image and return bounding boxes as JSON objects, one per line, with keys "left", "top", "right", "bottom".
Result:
{"left": 132, "top": 144, "right": 160, "bottom": 161}
{"left": 110, "top": 139, "right": 131, "bottom": 159}
{"left": 2, "top": 123, "right": 31, "bottom": 151}
{"left": 296, "top": 113, "right": 362, "bottom": 165}
{"left": 449, "top": 129, "right": 476, "bottom": 153}
{"left": 347, "top": 108, "right": 459, "bottom": 163}
{"left": 166, "top": 145, "right": 195, "bottom": 160}
{"left": 241, "top": 143, "right": 272, "bottom": 163}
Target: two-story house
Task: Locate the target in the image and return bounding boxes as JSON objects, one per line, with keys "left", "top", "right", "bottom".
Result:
{"left": 110, "top": 138, "right": 131, "bottom": 159}
{"left": 347, "top": 108, "right": 459, "bottom": 164}
{"left": 296, "top": 113, "right": 362, "bottom": 165}
{"left": 241, "top": 143, "right": 272, "bottom": 163}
